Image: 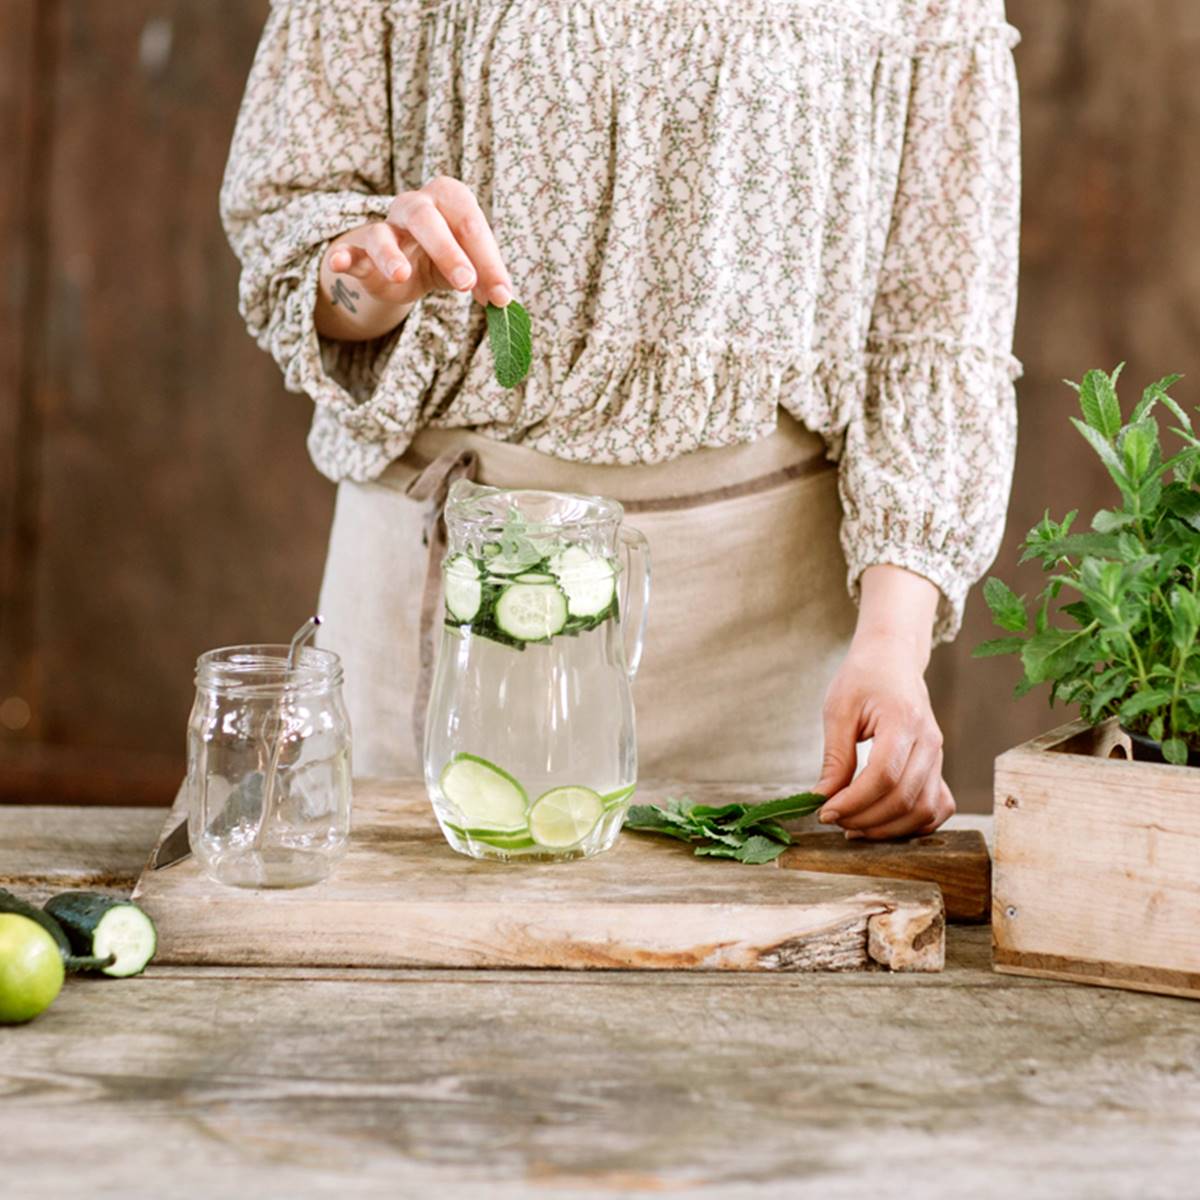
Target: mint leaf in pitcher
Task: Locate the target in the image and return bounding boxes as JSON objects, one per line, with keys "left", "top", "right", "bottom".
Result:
{"left": 486, "top": 299, "right": 532, "bottom": 388}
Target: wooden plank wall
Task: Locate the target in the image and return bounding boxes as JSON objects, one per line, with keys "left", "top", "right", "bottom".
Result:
{"left": 0, "top": 1, "right": 1197, "bottom": 809}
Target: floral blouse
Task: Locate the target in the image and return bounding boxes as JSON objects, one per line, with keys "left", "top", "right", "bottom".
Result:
{"left": 220, "top": 0, "right": 1021, "bottom": 642}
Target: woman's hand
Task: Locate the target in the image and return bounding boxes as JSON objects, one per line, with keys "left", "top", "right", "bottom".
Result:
{"left": 814, "top": 565, "right": 955, "bottom": 839}
{"left": 315, "top": 176, "right": 514, "bottom": 342}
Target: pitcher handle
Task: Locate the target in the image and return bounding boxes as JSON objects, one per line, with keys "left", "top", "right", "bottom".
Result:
{"left": 619, "top": 526, "right": 651, "bottom": 681}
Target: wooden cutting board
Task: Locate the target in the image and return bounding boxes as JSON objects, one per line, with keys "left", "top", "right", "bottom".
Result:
{"left": 131, "top": 780, "right": 945, "bottom": 972}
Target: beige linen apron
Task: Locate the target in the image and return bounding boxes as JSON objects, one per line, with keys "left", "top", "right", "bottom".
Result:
{"left": 316, "top": 410, "right": 856, "bottom": 784}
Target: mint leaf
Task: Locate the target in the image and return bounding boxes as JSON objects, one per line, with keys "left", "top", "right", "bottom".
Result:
{"left": 694, "top": 844, "right": 741, "bottom": 859}
{"left": 983, "top": 577, "right": 1027, "bottom": 632}
{"left": 1078, "top": 366, "right": 1123, "bottom": 439}
{"left": 972, "top": 636, "right": 1025, "bottom": 658}
{"left": 735, "top": 837, "right": 788, "bottom": 864}
{"left": 731, "top": 794, "right": 825, "bottom": 831}
{"left": 1162, "top": 738, "right": 1190, "bottom": 766}
{"left": 486, "top": 300, "right": 532, "bottom": 388}
{"left": 746, "top": 819, "right": 792, "bottom": 845}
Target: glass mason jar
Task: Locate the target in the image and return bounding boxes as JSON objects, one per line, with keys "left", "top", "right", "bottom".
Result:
{"left": 424, "top": 481, "right": 651, "bottom": 863}
{"left": 187, "top": 645, "right": 352, "bottom": 888}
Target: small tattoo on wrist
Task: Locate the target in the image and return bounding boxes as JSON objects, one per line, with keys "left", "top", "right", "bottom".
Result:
{"left": 331, "top": 277, "right": 360, "bottom": 313}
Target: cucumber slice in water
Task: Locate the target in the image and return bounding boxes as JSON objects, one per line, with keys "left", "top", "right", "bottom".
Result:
{"left": 495, "top": 583, "right": 568, "bottom": 641}
{"left": 551, "top": 546, "right": 616, "bottom": 618}
{"left": 528, "top": 785, "right": 605, "bottom": 848}
{"left": 600, "top": 782, "right": 637, "bottom": 811}
{"left": 444, "top": 821, "right": 535, "bottom": 851}
{"left": 439, "top": 754, "right": 528, "bottom": 830}
{"left": 513, "top": 572, "right": 555, "bottom": 583}
{"left": 443, "top": 554, "right": 483, "bottom": 622}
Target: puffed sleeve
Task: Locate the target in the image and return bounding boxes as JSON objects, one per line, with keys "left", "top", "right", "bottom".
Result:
{"left": 838, "top": 9, "right": 1022, "bottom": 643}
{"left": 219, "top": 0, "right": 443, "bottom": 480}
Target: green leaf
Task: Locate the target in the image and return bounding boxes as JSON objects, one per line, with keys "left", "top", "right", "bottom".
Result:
{"left": 1092, "top": 508, "right": 1137, "bottom": 533}
{"left": 694, "top": 843, "right": 740, "bottom": 859}
{"left": 486, "top": 300, "right": 533, "bottom": 388}
{"left": 1135, "top": 373, "right": 1185, "bottom": 425}
{"left": 1162, "top": 483, "right": 1200, "bottom": 533}
{"left": 1162, "top": 738, "right": 1190, "bottom": 766}
{"left": 972, "top": 636, "right": 1025, "bottom": 658}
{"left": 734, "top": 836, "right": 788, "bottom": 864}
{"left": 1148, "top": 715, "right": 1165, "bottom": 742}
{"left": 1013, "top": 675, "right": 1038, "bottom": 699}
{"left": 747, "top": 820, "right": 793, "bottom": 845}
{"left": 732, "top": 794, "right": 826, "bottom": 831}
{"left": 1071, "top": 418, "right": 1135, "bottom": 498}
{"left": 1019, "top": 530, "right": 1125, "bottom": 566}
{"left": 1169, "top": 589, "right": 1200, "bottom": 652}
{"left": 983, "top": 577, "right": 1028, "bottom": 632}
{"left": 688, "top": 803, "right": 748, "bottom": 823}
{"left": 1020, "top": 626, "right": 1099, "bottom": 684}
{"left": 1117, "top": 689, "right": 1173, "bottom": 721}
{"left": 1077, "top": 366, "right": 1123, "bottom": 440}
{"left": 624, "top": 806, "right": 695, "bottom": 841}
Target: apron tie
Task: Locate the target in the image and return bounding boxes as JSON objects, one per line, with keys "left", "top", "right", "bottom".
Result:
{"left": 404, "top": 448, "right": 480, "bottom": 759}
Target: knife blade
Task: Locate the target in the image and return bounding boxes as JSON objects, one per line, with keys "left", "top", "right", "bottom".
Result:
{"left": 153, "top": 816, "right": 191, "bottom": 870}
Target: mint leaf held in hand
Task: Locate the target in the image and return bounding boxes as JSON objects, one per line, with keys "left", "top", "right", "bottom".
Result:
{"left": 486, "top": 299, "right": 532, "bottom": 388}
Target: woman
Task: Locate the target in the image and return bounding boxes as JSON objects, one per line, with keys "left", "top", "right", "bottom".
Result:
{"left": 220, "top": 0, "right": 1020, "bottom": 839}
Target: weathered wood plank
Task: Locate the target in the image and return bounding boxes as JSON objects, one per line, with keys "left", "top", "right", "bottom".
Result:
{"left": 2, "top": 964, "right": 1198, "bottom": 1199}
{"left": 994, "top": 719, "right": 1200, "bottom": 999}
{"left": 0, "top": 804, "right": 162, "bottom": 897}
{"left": 130, "top": 781, "right": 945, "bottom": 972}
{"left": 779, "top": 829, "right": 991, "bottom": 923}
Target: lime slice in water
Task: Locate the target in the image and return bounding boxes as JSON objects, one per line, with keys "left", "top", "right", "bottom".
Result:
{"left": 528, "top": 785, "right": 605, "bottom": 849}
{"left": 439, "top": 754, "right": 528, "bottom": 831}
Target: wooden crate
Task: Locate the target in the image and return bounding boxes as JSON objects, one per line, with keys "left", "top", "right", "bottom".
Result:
{"left": 993, "top": 718, "right": 1200, "bottom": 999}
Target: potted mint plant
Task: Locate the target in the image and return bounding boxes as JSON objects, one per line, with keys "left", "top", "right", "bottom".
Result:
{"left": 978, "top": 365, "right": 1200, "bottom": 764}
{"left": 981, "top": 366, "right": 1200, "bottom": 1001}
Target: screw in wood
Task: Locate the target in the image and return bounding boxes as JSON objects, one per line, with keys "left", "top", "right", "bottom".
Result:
{"left": 1004, "top": 795, "right": 1019, "bottom": 809}
{"left": 1005, "top": 905, "right": 1018, "bottom": 919}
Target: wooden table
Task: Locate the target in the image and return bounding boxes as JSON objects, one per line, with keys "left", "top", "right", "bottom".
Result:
{"left": 2, "top": 806, "right": 1198, "bottom": 1199}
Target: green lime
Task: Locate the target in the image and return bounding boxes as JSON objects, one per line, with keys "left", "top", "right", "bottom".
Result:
{"left": 528, "top": 785, "right": 604, "bottom": 849}
{"left": 0, "top": 913, "right": 65, "bottom": 1024}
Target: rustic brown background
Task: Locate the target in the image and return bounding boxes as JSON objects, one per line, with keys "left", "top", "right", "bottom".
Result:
{"left": 2, "top": 1, "right": 1197, "bottom": 810}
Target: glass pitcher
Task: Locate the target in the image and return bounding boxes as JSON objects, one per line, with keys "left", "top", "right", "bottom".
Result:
{"left": 424, "top": 480, "right": 650, "bottom": 862}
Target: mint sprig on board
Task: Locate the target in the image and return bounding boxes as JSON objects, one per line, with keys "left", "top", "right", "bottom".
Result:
{"left": 623, "top": 794, "right": 826, "bottom": 864}
{"left": 486, "top": 300, "right": 532, "bottom": 388}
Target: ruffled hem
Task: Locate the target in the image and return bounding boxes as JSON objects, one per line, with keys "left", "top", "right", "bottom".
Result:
{"left": 415, "top": 0, "right": 1021, "bottom": 55}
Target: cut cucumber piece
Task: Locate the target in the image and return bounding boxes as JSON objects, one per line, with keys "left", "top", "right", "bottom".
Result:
{"left": 513, "top": 572, "right": 555, "bottom": 583}
{"left": 600, "top": 782, "right": 637, "bottom": 811}
{"left": 495, "top": 583, "right": 568, "bottom": 641}
{"left": 43, "top": 893, "right": 157, "bottom": 978}
{"left": 551, "top": 546, "right": 616, "bottom": 618}
{"left": 439, "top": 754, "right": 529, "bottom": 830}
{"left": 444, "top": 821, "right": 535, "bottom": 851}
{"left": 528, "top": 785, "right": 604, "bottom": 849}
{"left": 443, "top": 554, "right": 483, "bottom": 622}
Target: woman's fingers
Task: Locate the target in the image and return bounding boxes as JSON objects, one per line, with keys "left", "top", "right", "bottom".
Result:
{"left": 858, "top": 775, "right": 955, "bottom": 841}
{"left": 814, "top": 694, "right": 861, "bottom": 801}
{"left": 390, "top": 178, "right": 513, "bottom": 307}
{"left": 836, "top": 742, "right": 943, "bottom": 831}
{"left": 818, "top": 724, "right": 917, "bottom": 827}
{"left": 327, "top": 240, "right": 409, "bottom": 298}
{"left": 362, "top": 220, "right": 412, "bottom": 285}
